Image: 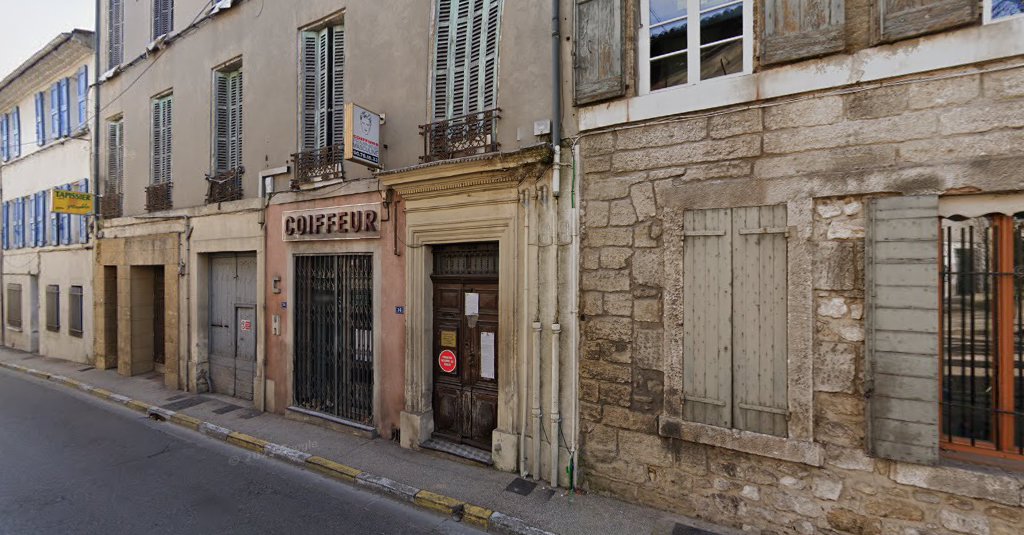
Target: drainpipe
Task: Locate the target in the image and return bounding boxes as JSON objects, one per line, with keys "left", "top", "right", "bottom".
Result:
{"left": 531, "top": 187, "right": 543, "bottom": 480}
{"left": 570, "top": 142, "right": 582, "bottom": 490}
{"left": 93, "top": 0, "right": 101, "bottom": 207}
{"left": 518, "top": 189, "right": 531, "bottom": 477}
{"left": 0, "top": 164, "right": 5, "bottom": 348}
{"left": 548, "top": 0, "right": 563, "bottom": 487}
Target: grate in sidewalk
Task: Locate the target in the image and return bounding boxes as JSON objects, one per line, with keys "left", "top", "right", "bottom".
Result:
{"left": 162, "top": 396, "right": 211, "bottom": 411}
{"left": 213, "top": 403, "right": 242, "bottom": 415}
{"left": 505, "top": 477, "right": 537, "bottom": 496}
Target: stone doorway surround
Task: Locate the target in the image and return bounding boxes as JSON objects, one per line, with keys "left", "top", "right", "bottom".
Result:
{"left": 380, "top": 147, "right": 549, "bottom": 471}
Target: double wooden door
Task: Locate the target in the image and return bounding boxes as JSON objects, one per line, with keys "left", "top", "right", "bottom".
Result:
{"left": 431, "top": 278, "right": 499, "bottom": 450}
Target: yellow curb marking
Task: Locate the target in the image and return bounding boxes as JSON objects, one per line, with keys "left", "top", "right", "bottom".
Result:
{"left": 27, "top": 370, "right": 49, "bottom": 379}
{"left": 89, "top": 388, "right": 115, "bottom": 400}
{"left": 463, "top": 504, "right": 493, "bottom": 529}
{"left": 226, "top": 432, "right": 270, "bottom": 453}
{"left": 306, "top": 456, "right": 363, "bottom": 481}
{"left": 169, "top": 413, "right": 202, "bottom": 431}
{"left": 126, "top": 400, "right": 151, "bottom": 413}
{"left": 414, "top": 490, "right": 465, "bottom": 515}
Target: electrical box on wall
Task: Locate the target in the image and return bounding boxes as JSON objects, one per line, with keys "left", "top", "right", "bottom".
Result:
{"left": 534, "top": 120, "right": 551, "bottom": 136}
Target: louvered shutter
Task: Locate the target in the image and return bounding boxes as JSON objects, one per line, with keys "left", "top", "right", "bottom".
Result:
{"left": 482, "top": 3, "right": 500, "bottom": 111}
{"left": 214, "top": 72, "right": 230, "bottom": 172}
{"left": 574, "top": 0, "right": 625, "bottom": 105}
{"left": 432, "top": 0, "right": 453, "bottom": 120}
{"left": 11, "top": 107, "right": 20, "bottom": 158}
{"left": 152, "top": 100, "right": 161, "bottom": 183}
{"left": 27, "top": 194, "right": 35, "bottom": 247}
{"left": 35, "top": 192, "right": 44, "bottom": 246}
{"left": 154, "top": 0, "right": 174, "bottom": 38}
{"left": 14, "top": 198, "right": 23, "bottom": 248}
{"left": 682, "top": 208, "right": 734, "bottom": 428}
{"left": 300, "top": 32, "right": 318, "bottom": 151}
{"left": 109, "top": 0, "right": 123, "bottom": 67}
{"left": 315, "top": 29, "right": 330, "bottom": 149}
{"left": 60, "top": 186, "right": 72, "bottom": 245}
{"left": 48, "top": 190, "right": 57, "bottom": 246}
{"left": 2, "top": 202, "right": 8, "bottom": 250}
{"left": 108, "top": 121, "right": 123, "bottom": 193}
{"left": 330, "top": 27, "right": 344, "bottom": 148}
{"left": 78, "top": 180, "right": 89, "bottom": 243}
{"left": 230, "top": 71, "right": 242, "bottom": 169}
{"left": 77, "top": 66, "right": 89, "bottom": 129}
{"left": 152, "top": 97, "right": 172, "bottom": 184}
{"left": 450, "top": 1, "right": 470, "bottom": 117}
{"left": 731, "top": 205, "right": 789, "bottom": 436}
{"left": 1, "top": 113, "right": 8, "bottom": 162}
{"left": 35, "top": 93, "right": 45, "bottom": 146}
{"left": 433, "top": 0, "right": 502, "bottom": 120}
{"left": 163, "top": 97, "right": 173, "bottom": 183}
{"left": 59, "top": 79, "right": 71, "bottom": 137}
{"left": 50, "top": 84, "right": 59, "bottom": 140}
{"left": 866, "top": 195, "right": 940, "bottom": 464}
{"left": 762, "top": 0, "right": 845, "bottom": 65}
{"left": 876, "top": 0, "right": 977, "bottom": 43}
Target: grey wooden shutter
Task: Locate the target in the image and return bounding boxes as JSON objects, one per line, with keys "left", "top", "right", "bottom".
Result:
{"left": 482, "top": 4, "right": 500, "bottom": 111}
{"left": 107, "top": 120, "right": 123, "bottom": 194}
{"left": 731, "top": 205, "right": 789, "bottom": 436}
{"left": 162, "top": 97, "right": 173, "bottom": 183}
{"left": 300, "top": 32, "right": 318, "bottom": 151}
{"left": 330, "top": 26, "right": 344, "bottom": 148}
{"left": 316, "top": 28, "right": 330, "bottom": 148}
{"left": 154, "top": 0, "right": 174, "bottom": 38}
{"left": 152, "top": 100, "right": 161, "bottom": 183}
{"left": 866, "top": 195, "right": 940, "bottom": 465}
{"left": 762, "top": 0, "right": 845, "bottom": 65}
{"left": 214, "top": 72, "right": 230, "bottom": 172}
{"left": 682, "top": 208, "right": 734, "bottom": 428}
{"left": 433, "top": 0, "right": 501, "bottom": 120}
{"left": 230, "top": 70, "right": 242, "bottom": 170}
{"left": 109, "top": 0, "right": 123, "bottom": 67}
{"left": 875, "top": 0, "right": 977, "bottom": 43}
{"left": 432, "top": 0, "right": 453, "bottom": 120}
{"left": 450, "top": 0, "right": 471, "bottom": 117}
{"left": 152, "top": 97, "right": 172, "bottom": 184}
{"left": 574, "top": 0, "right": 625, "bottom": 105}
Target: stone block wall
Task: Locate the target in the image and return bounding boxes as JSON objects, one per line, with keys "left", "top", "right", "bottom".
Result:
{"left": 577, "top": 62, "right": 1024, "bottom": 534}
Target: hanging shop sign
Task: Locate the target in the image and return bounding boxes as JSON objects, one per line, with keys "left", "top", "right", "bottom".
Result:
{"left": 438, "top": 349, "right": 457, "bottom": 374}
{"left": 51, "top": 189, "right": 94, "bottom": 215}
{"left": 283, "top": 203, "right": 381, "bottom": 241}
{"left": 344, "top": 103, "right": 382, "bottom": 169}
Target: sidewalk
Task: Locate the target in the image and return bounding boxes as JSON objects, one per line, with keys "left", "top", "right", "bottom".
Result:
{"left": 0, "top": 348, "right": 736, "bottom": 535}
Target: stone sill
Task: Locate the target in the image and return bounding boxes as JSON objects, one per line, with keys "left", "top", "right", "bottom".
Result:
{"left": 659, "top": 415, "right": 825, "bottom": 467}
{"left": 892, "top": 459, "right": 1024, "bottom": 507}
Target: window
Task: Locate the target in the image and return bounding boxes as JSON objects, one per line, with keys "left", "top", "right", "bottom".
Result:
{"left": 34, "top": 92, "right": 46, "bottom": 146}
{"left": 2, "top": 202, "right": 8, "bottom": 250}
{"left": 77, "top": 66, "right": 89, "bottom": 130}
{"left": 940, "top": 214, "right": 1024, "bottom": 458}
{"left": 46, "top": 285, "right": 60, "bottom": 332}
{"left": 10, "top": 107, "right": 19, "bottom": 158}
{"left": 680, "top": 205, "right": 788, "bottom": 436}
{"left": 213, "top": 66, "right": 243, "bottom": 173}
{"left": 151, "top": 94, "right": 173, "bottom": 184}
{"left": 300, "top": 24, "right": 344, "bottom": 151}
{"left": 50, "top": 80, "right": 71, "bottom": 141}
{"left": 109, "top": 0, "right": 124, "bottom": 67}
{"left": 33, "top": 191, "right": 47, "bottom": 247}
{"left": 153, "top": 0, "right": 174, "bottom": 39}
{"left": 6, "top": 283, "right": 22, "bottom": 329}
{"left": 13, "top": 197, "right": 24, "bottom": 249}
{"left": 107, "top": 118, "right": 124, "bottom": 193}
{"left": 70, "top": 286, "right": 83, "bottom": 337}
{"left": 985, "top": 0, "right": 1024, "bottom": 23}
{"left": 431, "top": 0, "right": 502, "bottom": 120}
{"left": 1, "top": 113, "right": 8, "bottom": 161}
{"left": 639, "top": 0, "right": 751, "bottom": 93}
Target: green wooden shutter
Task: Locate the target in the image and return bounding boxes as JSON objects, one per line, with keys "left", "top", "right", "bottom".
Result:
{"left": 574, "top": 0, "right": 625, "bottom": 105}
{"left": 875, "top": 0, "right": 977, "bottom": 43}
{"left": 763, "top": 0, "right": 845, "bottom": 65}
{"left": 682, "top": 208, "right": 734, "bottom": 428}
{"left": 330, "top": 26, "right": 345, "bottom": 148}
{"left": 214, "top": 72, "right": 230, "bottom": 172}
{"left": 732, "top": 205, "right": 789, "bottom": 436}
{"left": 433, "top": 0, "right": 502, "bottom": 120}
{"left": 152, "top": 99, "right": 161, "bottom": 183}
{"left": 866, "top": 195, "right": 940, "bottom": 464}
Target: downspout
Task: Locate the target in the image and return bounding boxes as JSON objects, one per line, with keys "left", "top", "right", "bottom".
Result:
{"left": 548, "top": 0, "right": 563, "bottom": 487}
{"left": 531, "top": 186, "right": 543, "bottom": 480}
{"left": 518, "top": 189, "right": 531, "bottom": 477}
{"left": 93, "top": 0, "right": 101, "bottom": 206}
{"left": 570, "top": 142, "right": 582, "bottom": 490}
{"left": 1, "top": 164, "right": 5, "bottom": 348}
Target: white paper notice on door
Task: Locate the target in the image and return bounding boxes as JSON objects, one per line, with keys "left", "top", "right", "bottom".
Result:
{"left": 481, "top": 331, "right": 495, "bottom": 379}
{"left": 465, "top": 292, "right": 480, "bottom": 316}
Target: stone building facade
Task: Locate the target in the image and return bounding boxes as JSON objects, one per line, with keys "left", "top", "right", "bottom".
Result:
{"left": 571, "top": 3, "right": 1024, "bottom": 532}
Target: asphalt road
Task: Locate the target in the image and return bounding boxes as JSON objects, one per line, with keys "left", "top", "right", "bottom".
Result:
{"left": 0, "top": 368, "right": 479, "bottom": 535}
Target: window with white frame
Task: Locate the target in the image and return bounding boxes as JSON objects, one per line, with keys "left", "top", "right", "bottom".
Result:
{"left": 300, "top": 23, "right": 344, "bottom": 151}
{"left": 151, "top": 94, "right": 173, "bottom": 184}
{"left": 639, "top": 0, "right": 751, "bottom": 93}
{"left": 985, "top": 0, "right": 1023, "bottom": 23}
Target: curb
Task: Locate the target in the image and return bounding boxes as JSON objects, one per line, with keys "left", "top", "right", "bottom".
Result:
{"left": 0, "top": 361, "right": 556, "bottom": 535}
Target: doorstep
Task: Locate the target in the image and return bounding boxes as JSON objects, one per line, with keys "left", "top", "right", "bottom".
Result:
{"left": 422, "top": 437, "right": 494, "bottom": 466}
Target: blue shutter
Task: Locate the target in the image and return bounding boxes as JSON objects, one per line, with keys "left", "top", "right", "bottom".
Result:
{"left": 40, "top": 191, "right": 48, "bottom": 246}
{"left": 1, "top": 113, "right": 8, "bottom": 161}
{"left": 49, "top": 191, "right": 57, "bottom": 246}
{"left": 78, "top": 66, "right": 89, "bottom": 129}
{"left": 35, "top": 93, "right": 44, "bottom": 146}
{"left": 60, "top": 186, "right": 71, "bottom": 245}
{"left": 60, "top": 79, "right": 71, "bottom": 137}
{"left": 2, "top": 202, "right": 8, "bottom": 250}
{"left": 50, "top": 84, "right": 59, "bottom": 140}
{"left": 14, "top": 198, "right": 23, "bottom": 248}
{"left": 27, "top": 193, "right": 35, "bottom": 247}
{"left": 11, "top": 107, "right": 20, "bottom": 158}
{"left": 78, "top": 180, "right": 89, "bottom": 243}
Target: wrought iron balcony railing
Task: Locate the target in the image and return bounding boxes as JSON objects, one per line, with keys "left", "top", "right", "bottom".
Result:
{"left": 100, "top": 190, "right": 123, "bottom": 219}
{"left": 205, "top": 167, "right": 244, "bottom": 204}
{"left": 291, "top": 144, "right": 344, "bottom": 187}
{"left": 145, "top": 182, "right": 173, "bottom": 212}
{"left": 420, "top": 108, "right": 500, "bottom": 164}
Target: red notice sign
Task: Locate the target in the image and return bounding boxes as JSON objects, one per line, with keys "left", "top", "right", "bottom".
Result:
{"left": 438, "top": 349, "right": 457, "bottom": 374}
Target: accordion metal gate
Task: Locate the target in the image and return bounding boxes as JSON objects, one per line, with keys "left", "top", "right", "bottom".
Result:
{"left": 293, "top": 254, "right": 374, "bottom": 425}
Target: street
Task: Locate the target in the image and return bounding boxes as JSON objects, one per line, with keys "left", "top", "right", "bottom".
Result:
{"left": 0, "top": 368, "right": 478, "bottom": 535}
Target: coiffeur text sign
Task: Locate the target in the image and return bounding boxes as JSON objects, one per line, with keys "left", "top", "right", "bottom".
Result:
{"left": 283, "top": 203, "right": 381, "bottom": 241}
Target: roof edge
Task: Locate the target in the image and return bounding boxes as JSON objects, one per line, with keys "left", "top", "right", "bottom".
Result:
{"left": 0, "top": 29, "right": 96, "bottom": 95}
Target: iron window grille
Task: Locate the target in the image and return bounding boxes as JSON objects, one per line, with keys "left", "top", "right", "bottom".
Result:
{"left": 420, "top": 109, "right": 501, "bottom": 163}
{"left": 46, "top": 285, "right": 60, "bottom": 332}
{"left": 6, "top": 283, "right": 21, "bottom": 328}
{"left": 293, "top": 23, "right": 345, "bottom": 187}
{"left": 206, "top": 167, "right": 244, "bottom": 204}
{"left": 70, "top": 286, "right": 83, "bottom": 337}
{"left": 145, "top": 182, "right": 173, "bottom": 212}
{"left": 101, "top": 191, "right": 123, "bottom": 218}
{"left": 291, "top": 145, "right": 344, "bottom": 187}
{"left": 940, "top": 214, "right": 1024, "bottom": 459}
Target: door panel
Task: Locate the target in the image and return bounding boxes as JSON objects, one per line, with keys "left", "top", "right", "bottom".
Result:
{"left": 209, "top": 256, "right": 237, "bottom": 396}
{"left": 235, "top": 306, "right": 256, "bottom": 401}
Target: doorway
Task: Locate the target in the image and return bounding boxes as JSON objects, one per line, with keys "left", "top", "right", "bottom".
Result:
{"left": 430, "top": 243, "right": 499, "bottom": 451}
{"left": 208, "top": 254, "right": 257, "bottom": 400}
{"left": 129, "top": 266, "right": 165, "bottom": 375}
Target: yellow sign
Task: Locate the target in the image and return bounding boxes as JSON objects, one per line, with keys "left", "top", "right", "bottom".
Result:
{"left": 51, "top": 189, "right": 94, "bottom": 215}
{"left": 440, "top": 330, "right": 457, "bottom": 348}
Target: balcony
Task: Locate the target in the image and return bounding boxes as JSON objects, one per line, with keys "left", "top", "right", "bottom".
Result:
{"left": 100, "top": 190, "right": 122, "bottom": 219}
{"left": 145, "top": 182, "right": 173, "bottom": 212}
{"left": 205, "top": 167, "right": 244, "bottom": 204}
{"left": 420, "top": 109, "right": 500, "bottom": 164}
{"left": 291, "top": 145, "right": 344, "bottom": 188}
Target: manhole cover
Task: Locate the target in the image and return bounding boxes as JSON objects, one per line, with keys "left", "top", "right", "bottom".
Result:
{"left": 505, "top": 477, "right": 537, "bottom": 496}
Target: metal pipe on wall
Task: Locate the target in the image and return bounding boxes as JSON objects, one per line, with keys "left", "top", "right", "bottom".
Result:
{"left": 547, "top": 0, "right": 564, "bottom": 487}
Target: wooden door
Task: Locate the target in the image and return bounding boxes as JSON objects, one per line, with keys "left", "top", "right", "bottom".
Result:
{"left": 432, "top": 280, "right": 499, "bottom": 450}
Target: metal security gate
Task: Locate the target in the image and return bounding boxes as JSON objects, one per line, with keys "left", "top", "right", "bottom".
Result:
{"left": 294, "top": 254, "right": 374, "bottom": 424}
{"left": 209, "top": 254, "right": 257, "bottom": 400}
